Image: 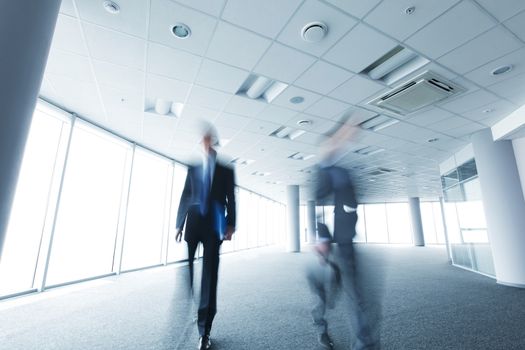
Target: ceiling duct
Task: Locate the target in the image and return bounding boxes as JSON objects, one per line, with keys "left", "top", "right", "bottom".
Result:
{"left": 359, "top": 114, "right": 399, "bottom": 131}
{"left": 367, "top": 71, "right": 465, "bottom": 115}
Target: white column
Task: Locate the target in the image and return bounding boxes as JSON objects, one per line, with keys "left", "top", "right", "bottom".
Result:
{"left": 472, "top": 129, "right": 525, "bottom": 288}
{"left": 286, "top": 185, "right": 300, "bottom": 253}
{"left": 512, "top": 137, "right": 525, "bottom": 200}
{"left": 0, "top": 0, "right": 62, "bottom": 260}
{"left": 409, "top": 197, "right": 425, "bottom": 247}
{"left": 306, "top": 200, "right": 316, "bottom": 244}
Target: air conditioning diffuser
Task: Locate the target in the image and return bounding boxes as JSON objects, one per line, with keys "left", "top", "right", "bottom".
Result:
{"left": 368, "top": 71, "right": 465, "bottom": 115}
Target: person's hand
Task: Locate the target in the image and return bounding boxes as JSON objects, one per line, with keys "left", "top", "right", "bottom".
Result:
{"left": 223, "top": 225, "right": 235, "bottom": 241}
{"left": 175, "top": 229, "right": 183, "bottom": 242}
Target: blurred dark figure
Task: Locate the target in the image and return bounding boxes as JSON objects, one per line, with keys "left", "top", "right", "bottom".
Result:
{"left": 314, "top": 122, "right": 380, "bottom": 350}
{"left": 175, "top": 122, "right": 236, "bottom": 350}
{"left": 307, "top": 220, "right": 342, "bottom": 349}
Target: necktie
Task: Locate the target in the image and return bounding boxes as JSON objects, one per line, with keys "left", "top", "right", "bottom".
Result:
{"left": 200, "top": 162, "right": 211, "bottom": 215}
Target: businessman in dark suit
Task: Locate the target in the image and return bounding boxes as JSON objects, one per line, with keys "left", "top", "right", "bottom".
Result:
{"left": 315, "top": 122, "right": 379, "bottom": 350}
{"left": 175, "top": 123, "right": 236, "bottom": 350}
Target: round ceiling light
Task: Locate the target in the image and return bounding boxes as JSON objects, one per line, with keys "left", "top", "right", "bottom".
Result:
{"left": 297, "top": 119, "right": 312, "bottom": 126}
{"left": 171, "top": 23, "right": 191, "bottom": 39}
{"left": 301, "top": 22, "right": 328, "bottom": 43}
{"left": 103, "top": 0, "right": 120, "bottom": 14}
{"left": 289, "top": 96, "right": 305, "bottom": 104}
{"left": 491, "top": 65, "right": 512, "bottom": 76}
{"left": 405, "top": 6, "right": 416, "bottom": 15}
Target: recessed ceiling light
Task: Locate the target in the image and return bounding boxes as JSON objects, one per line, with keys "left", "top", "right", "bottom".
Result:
{"left": 301, "top": 22, "right": 328, "bottom": 43}
{"left": 427, "top": 138, "right": 439, "bottom": 143}
{"left": 491, "top": 65, "right": 512, "bottom": 76}
{"left": 297, "top": 119, "right": 312, "bottom": 126}
{"left": 103, "top": 0, "right": 120, "bottom": 14}
{"left": 405, "top": 6, "right": 415, "bottom": 15}
{"left": 171, "top": 23, "right": 191, "bottom": 39}
{"left": 289, "top": 96, "right": 304, "bottom": 104}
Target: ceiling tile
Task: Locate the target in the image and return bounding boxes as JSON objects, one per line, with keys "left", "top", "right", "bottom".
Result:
{"left": 426, "top": 115, "right": 471, "bottom": 132}
{"left": 365, "top": 0, "right": 460, "bottom": 41}
{"left": 149, "top": 0, "right": 217, "bottom": 56}
{"left": 405, "top": 1, "right": 496, "bottom": 59}
{"left": 179, "top": 104, "right": 219, "bottom": 126}
{"left": 186, "top": 85, "right": 231, "bottom": 111}
{"left": 106, "top": 111, "right": 144, "bottom": 142}
{"left": 376, "top": 121, "right": 437, "bottom": 143}
{"left": 476, "top": 0, "right": 525, "bottom": 22}
{"left": 195, "top": 59, "right": 249, "bottom": 93}
{"left": 253, "top": 43, "right": 316, "bottom": 83}
{"left": 488, "top": 72, "right": 525, "bottom": 105}
{"left": 464, "top": 47, "right": 525, "bottom": 87}
{"left": 214, "top": 112, "right": 250, "bottom": 129}
{"left": 60, "top": 0, "right": 76, "bottom": 16}
{"left": 461, "top": 99, "right": 518, "bottom": 123}
{"left": 324, "top": 23, "right": 398, "bottom": 73}
{"left": 438, "top": 26, "right": 522, "bottom": 74}
{"left": 224, "top": 95, "right": 268, "bottom": 117}
{"left": 442, "top": 122, "right": 485, "bottom": 138}
{"left": 324, "top": 0, "right": 382, "bottom": 19}
{"left": 206, "top": 21, "right": 272, "bottom": 70}
{"left": 93, "top": 60, "right": 145, "bottom": 92}
{"left": 51, "top": 15, "right": 87, "bottom": 56}
{"left": 172, "top": 0, "right": 226, "bottom": 17}
{"left": 244, "top": 119, "right": 281, "bottom": 135}
{"left": 255, "top": 105, "right": 298, "bottom": 124}
{"left": 439, "top": 89, "right": 500, "bottom": 114}
{"left": 406, "top": 108, "right": 454, "bottom": 126}
{"left": 83, "top": 22, "right": 146, "bottom": 69}
{"left": 329, "top": 74, "right": 385, "bottom": 104}
{"left": 76, "top": 0, "right": 148, "bottom": 38}
{"left": 147, "top": 43, "right": 202, "bottom": 82}
{"left": 305, "top": 97, "right": 351, "bottom": 119}
{"left": 504, "top": 11, "right": 525, "bottom": 42}
{"left": 222, "top": 0, "right": 302, "bottom": 39}
{"left": 277, "top": 0, "right": 358, "bottom": 57}
{"left": 294, "top": 60, "right": 354, "bottom": 95}
{"left": 270, "top": 86, "right": 323, "bottom": 111}
{"left": 99, "top": 84, "right": 144, "bottom": 115}
{"left": 145, "top": 74, "right": 191, "bottom": 103}
{"left": 45, "top": 50, "right": 94, "bottom": 83}
{"left": 47, "top": 74, "right": 105, "bottom": 121}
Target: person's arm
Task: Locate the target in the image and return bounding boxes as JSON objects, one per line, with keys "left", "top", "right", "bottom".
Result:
{"left": 224, "top": 167, "right": 236, "bottom": 240}
{"left": 175, "top": 168, "right": 192, "bottom": 242}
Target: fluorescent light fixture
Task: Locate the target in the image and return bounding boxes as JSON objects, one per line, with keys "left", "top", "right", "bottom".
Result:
{"left": 368, "top": 48, "right": 418, "bottom": 80}
{"left": 252, "top": 171, "right": 271, "bottom": 177}
{"left": 359, "top": 115, "right": 399, "bottom": 131}
{"left": 231, "top": 157, "right": 255, "bottom": 165}
{"left": 288, "top": 152, "right": 315, "bottom": 161}
{"left": 237, "top": 74, "right": 288, "bottom": 103}
{"left": 270, "top": 126, "right": 305, "bottom": 140}
{"left": 354, "top": 146, "right": 385, "bottom": 156}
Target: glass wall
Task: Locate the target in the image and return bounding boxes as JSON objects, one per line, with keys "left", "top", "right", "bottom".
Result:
{"left": 0, "top": 101, "right": 286, "bottom": 299}
{"left": 441, "top": 160, "right": 494, "bottom": 276}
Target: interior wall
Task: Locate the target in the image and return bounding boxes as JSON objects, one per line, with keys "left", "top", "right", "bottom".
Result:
{"left": 512, "top": 137, "right": 525, "bottom": 201}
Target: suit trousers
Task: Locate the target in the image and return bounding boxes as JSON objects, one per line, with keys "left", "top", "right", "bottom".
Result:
{"left": 187, "top": 227, "right": 221, "bottom": 336}
{"left": 335, "top": 244, "right": 379, "bottom": 350}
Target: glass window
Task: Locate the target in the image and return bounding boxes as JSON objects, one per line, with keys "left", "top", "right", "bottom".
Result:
{"left": 432, "top": 202, "right": 446, "bottom": 244}
{"left": 167, "top": 163, "right": 188, "bottom": 262}
{"left": 355, "top": 205, "right": 366, "bottom": 243}
{"left": 120, "top": 148, "right": 172, "bottom": 271}
{"left": 46, "top": 121, "right": 131, "bottom": 286}
{"left": 421, "top": 202, "right": 438, "bottom": 244}
{"left": 364, "top": 204, "right": 388, "bottom": 243}
{"left": 248, "top": 193, "right": 259, "bottom": 248}
{"left": 443, "top": 202, "right": 462, "bottom": 244}
{"left": 386, "top": 203, "right": 412, "bottom": 244}
{"left": 0, "top": 108, "right": 70, "bottom": 296}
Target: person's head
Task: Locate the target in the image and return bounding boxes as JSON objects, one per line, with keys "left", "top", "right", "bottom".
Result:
{"left": 199, "top": 121, "right": 219, "bottom": 155}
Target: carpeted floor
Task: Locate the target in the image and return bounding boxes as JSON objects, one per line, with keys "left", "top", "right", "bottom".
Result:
{"left": 1, "top": 245, "right": 524, "bottom": 349}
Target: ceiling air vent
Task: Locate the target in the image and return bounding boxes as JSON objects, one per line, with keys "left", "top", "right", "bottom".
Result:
{"left": 367, "top": 71, "right": 465, "bottom": 115}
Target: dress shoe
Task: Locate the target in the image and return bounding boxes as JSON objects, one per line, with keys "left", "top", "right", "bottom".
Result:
{"left": 198, "top": 335, "right": 211, "bottom": 350}
{"left": 318, "top": 332, "right": 334, "bottom": 349}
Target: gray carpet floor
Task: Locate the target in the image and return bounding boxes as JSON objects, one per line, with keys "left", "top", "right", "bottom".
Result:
{"left": 1, "top": 245, "right": 524, "bottom": 350}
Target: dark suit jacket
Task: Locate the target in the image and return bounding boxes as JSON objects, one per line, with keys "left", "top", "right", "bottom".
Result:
{"left": 316, "top": 165, "right": 357, "bottom": 245}
{"left": 176, "top": 161, "right": 236, "bottom": 242}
